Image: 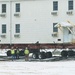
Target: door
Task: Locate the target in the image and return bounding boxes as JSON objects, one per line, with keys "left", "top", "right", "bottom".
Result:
{"left": 63, "top": 27, "right": 72, "bottom": 43}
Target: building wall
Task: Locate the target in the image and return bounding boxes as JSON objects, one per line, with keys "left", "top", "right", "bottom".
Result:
{"left": 0, "top": 1, "right": 10, "bottom": 44}
{"left": 0, "top": 0, "right": 75, "bottom": 44}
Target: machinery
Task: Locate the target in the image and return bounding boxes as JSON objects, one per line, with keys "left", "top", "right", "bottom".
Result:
{"left": 3, "top": 21, "right": 75, "bottom": 59}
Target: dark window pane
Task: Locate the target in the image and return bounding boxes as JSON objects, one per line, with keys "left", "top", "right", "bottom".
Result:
{"left": 53, "top": 23, "right": 58, "bottom": 32}
{"left": 16, "top": 3, "right": 20, "bottom": 12}
{"left": 69, "top": 27, "right": 72, "bottom": 34}
{"left": 68, "top": 1, "right": 73, "bottom": 10}
{"left": 2, "top": 24, "right": 6, "bottom": 33}
{"left": 15, "top": 24, "right": 20, "bottom": 33}
{"left": 58, "top": 39, "right": 61, "bottom": 41}
{"left": 53, "top": 1, "right": 58, "bottom": 11}
{"left": 2, "top": 4, "right": 6, "bottom": 13}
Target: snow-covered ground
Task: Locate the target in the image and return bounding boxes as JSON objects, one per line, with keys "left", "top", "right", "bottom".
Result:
{"left": 0, "top": 61, "right": 75, "bottom": 75}
{"left": 0, "top": 49, "right": 75, "bottom": 75}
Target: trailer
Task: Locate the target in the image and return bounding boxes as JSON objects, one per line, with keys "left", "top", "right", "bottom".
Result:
{"left": 6, "top": 42, "right": 75, "bottom": 59}
{"left": 6, "top": 21, "right": 75, "bottom": 59}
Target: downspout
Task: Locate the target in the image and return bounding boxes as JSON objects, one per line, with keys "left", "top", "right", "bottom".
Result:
{"left": 9, "top": 0, "right": 12, "bottom": 46}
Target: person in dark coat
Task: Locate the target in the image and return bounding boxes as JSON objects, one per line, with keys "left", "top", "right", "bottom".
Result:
{"left": 15, "top": 47, "right": 19, "bottom": 59}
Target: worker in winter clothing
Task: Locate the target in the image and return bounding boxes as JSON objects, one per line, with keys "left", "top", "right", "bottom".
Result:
{"left": 11, "top": 47, "right": 15, "bottom": 61}
{"left": 24, "top": 47, "right": 29, "bottom": 61}
{"left": 15, "top": 47, "right": 19, "bottom": 59}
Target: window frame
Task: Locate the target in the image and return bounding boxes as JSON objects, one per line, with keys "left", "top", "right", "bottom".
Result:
{"left": 2, "top": 24, "right": 6, "bottom": 33}
{"left": 68, "top": 27, "right": 72, "bottom": 34}
{"left": 68, "top": 0, "right": 73, "bottom": 10}
{"left": 53, "top": 1, "right": 58, "bottom": 11}
{"left": 15, "top": 3, "right": 20, "bottom": 12}
{"left": 15, "top": 24, "right": 20, "bottom": 33}
{"left": 53, "top": 23, "right": 58, "bottom": 32}
{"left": 2, "top": 4, "right": 6, "bottom": 13}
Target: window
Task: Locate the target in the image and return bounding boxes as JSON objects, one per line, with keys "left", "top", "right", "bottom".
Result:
{"left": 15, "top": 24, "right": 20, "bottom": 33}
{"left": 16, "top": 3, "right": 20, "bottom": 12}
{"left": 58, "top": 39, "right": 61, "bottom": 41}
{"left": 68, "top": 0, "right": 73, "bottom": 10}
{"left": 69, "top": 27, "right": 72, "bottom": 34}
{"left": 53, "top": 23, "right": 58, "bottom": 32}
{"left": 53, "top": 1, "right": 58, "bottom": 11}
{"left": 2, "top": 4, "right": 6, "bottom": 13}
{"left": 2, "top": 24, "right": 6, "bottom": 33}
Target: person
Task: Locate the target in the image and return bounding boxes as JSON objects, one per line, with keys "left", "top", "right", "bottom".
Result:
{"left": 24, "top": 47, "right": 29, "bottom": 61}
{"left": 11, "top": 47, "right": 15, "bottom": 61}
{"left": 15, "top": 47, "right": 19, "bottom": 59}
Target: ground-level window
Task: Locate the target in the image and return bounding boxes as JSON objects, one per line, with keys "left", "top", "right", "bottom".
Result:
{"left": 2, "top": 24, "right": 6, "bottom": 33}
{"left": 15, "top": 24, "right": 20, "bottom": 33}
{"left": 53, "top": 23, "right": 58, "bottom": 32}
{"left": 68, "top": 27, "right": 72, "bottom": 34}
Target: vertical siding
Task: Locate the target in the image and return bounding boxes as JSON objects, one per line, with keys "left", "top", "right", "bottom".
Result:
{"left": 0, "top": 0, "right": 75, "bottom": 44}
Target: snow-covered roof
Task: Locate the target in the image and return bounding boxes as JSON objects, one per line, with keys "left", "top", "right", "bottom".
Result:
{"left": 55, "top": 22, "right": 73, "bottom": 27}
{"left": 60, "top": 22, "right": 72, "bottom": 27}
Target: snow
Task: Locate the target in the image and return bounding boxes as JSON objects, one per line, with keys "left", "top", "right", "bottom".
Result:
{"left": 0, "top": 49, "right": 75, "bottom": 75}
{"left": 0, "top": 49, "right": 7, "bottom": 56}
{"left": 55, "top": 22, "right": 72, "bottom": 27}
{"left": 0, "top": 61, "right": 75, "bottom": 75}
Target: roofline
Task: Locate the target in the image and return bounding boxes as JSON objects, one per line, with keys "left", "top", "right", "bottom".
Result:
{"left": 0, "top": 0, "right": 46, "bottom": 2}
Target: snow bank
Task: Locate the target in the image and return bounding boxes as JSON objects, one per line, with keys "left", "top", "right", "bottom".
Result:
{"left": 0, "top": 61, "right": 75, "bottom": 75}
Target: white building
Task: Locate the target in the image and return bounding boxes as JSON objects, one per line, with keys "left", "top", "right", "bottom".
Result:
{"left": 0, "top": 0, "right": 75, "bottom": 47}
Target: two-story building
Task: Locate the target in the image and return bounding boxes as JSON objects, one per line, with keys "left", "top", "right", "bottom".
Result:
{"left": 0, "top": 0, "right": 75, "bottom": 48}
